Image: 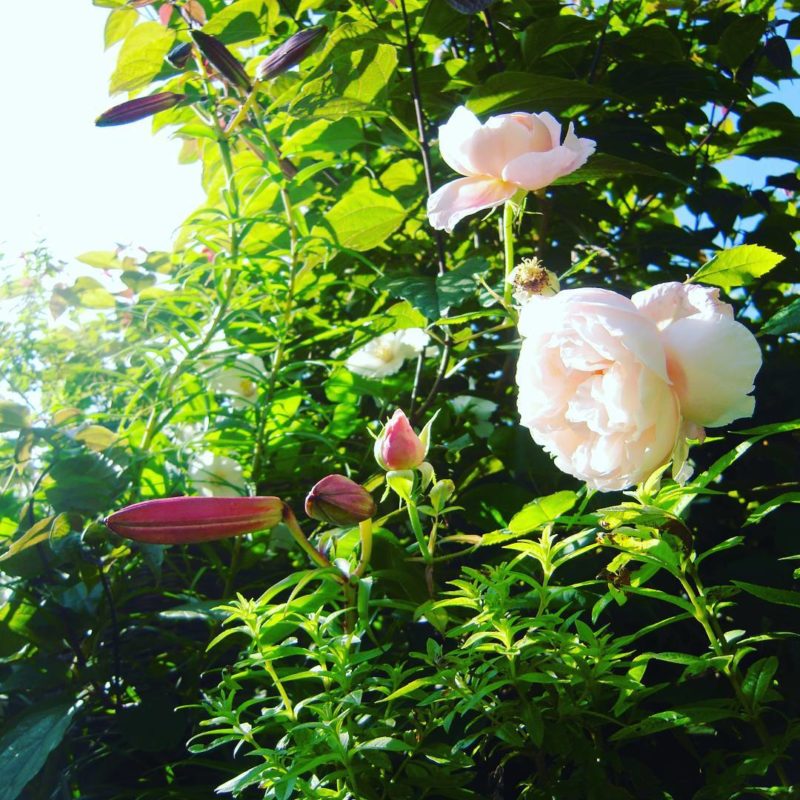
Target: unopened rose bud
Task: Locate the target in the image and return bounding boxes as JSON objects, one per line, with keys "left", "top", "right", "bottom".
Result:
{"left": 507, "top": 257, "right": 560, "bottom": 305}
{"left": 255, "top": 26, "right": 327, "bottom": 82}
{"left": 191, "top": 31, "right": 252, "bottom": 91}
{"left": 166, "top": 41, "right": 194, "bottom": 69}
{"left": 374, "top": 409, "right": 426, "bottom": 471}
{"left": 105, "top": 496, "right": 283, "bottom": 544}
{"left": 305, "top": 474, "right": 376, "bottom": 526}
{"left": 95, "top": 92, "right": 187, "bottom": 127}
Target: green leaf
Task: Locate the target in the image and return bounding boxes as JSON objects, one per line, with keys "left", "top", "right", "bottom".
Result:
{"left": 74, "top": 425, "right": 117, "bottom": 451}
{"left": 104, "top": 7, "right": 137, "bottom": 49}
{"left": 610, "top": 705, "right": 737, "bottom": 741}
{"left": 467, "top": 72, "right": 608, "bottom": 116}
{"left": 507, "top": 491, "right": 578, "bottom": 536}
{"left": 691, "top": 244, "right": 785, "bottom": 293}
{"left": 0, "top": 402, "right": 29, "bottom": 433}
{"left": 732, "top": 580, "right": 800, "bottom": 609}
{"left": 77, "top": 250, "right": 123, "bottom": 270}
{"left": 745, "top": 492, "right": 800, "bottom": 526}
{"left": 355, "top": 736, "right": 412, "bottom": 752}
{"left": 742, "top": 656, "right": 778, "bottom": 705}
{"left": 110, "top": 22, "right": 175, "bottom": 94}
{"left": 376, "top": 275, "right": 439, "bottom": 320}
{"left": 72, "top": 277, "right": 116, "bottom": 309}
{"left": 0, "top": 700, "right": 76, "bottom": 800}
{"left": 201, "top": 0, "right": 272, "bottom": 43}
{"left": 380, "top": 677, "right": 435, "bottom": 702}
{"left": 319, "top": 185, "right": 406, "bottom": 252}
{"left": 437, "top": 258, "right": 489, "bottom": 312}
{"left": 761, "top": 297, "right": 800, "bottom": 336}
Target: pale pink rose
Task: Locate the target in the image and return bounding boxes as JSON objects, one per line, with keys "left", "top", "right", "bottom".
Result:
{"left": 632, "top": 282, "right": 761, "bottom": 427}
{"left": 516, "top": 288, "right": 681, "bottom": 491}
{"left": 427, "top": 106, "right": 596, "bottom": 232}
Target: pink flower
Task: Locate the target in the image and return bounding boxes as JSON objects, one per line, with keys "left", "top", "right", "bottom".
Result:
{"left": 515, "top": 283, "right": 761, "bottom": 491}
{"left": 374, "top": 409, "right": 426, "bottom": 471}
{"left": 427, "top": 106, "right": 596, "bottom": 232}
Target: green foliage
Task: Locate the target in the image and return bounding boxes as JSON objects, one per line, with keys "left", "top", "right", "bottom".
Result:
{"left": 2, "top": 0, "right": 800, "bottom": 797}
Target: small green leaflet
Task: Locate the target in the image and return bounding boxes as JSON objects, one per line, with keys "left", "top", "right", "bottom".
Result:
{"left": 691, "top": 244, "right": 784, "bottom": 293}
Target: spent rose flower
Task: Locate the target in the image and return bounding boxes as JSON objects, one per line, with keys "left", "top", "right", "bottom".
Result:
{"left": 345, "top": 328, "right": 430, "bottom": 379}
{"left": 515, "top": 284, "right": 761, "bottom": 491}
{"left": 188, "top": 453, "right": 247, "bottom": 497}
{"left": 428, "top": 106, "right": 596, "bottom": 232}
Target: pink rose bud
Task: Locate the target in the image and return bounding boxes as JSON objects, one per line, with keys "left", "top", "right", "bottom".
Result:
{"left": 104, "top": 496, "right": 283, "bottom": 544}
{"left": 305, "top": 474, "right": 376, "bottom": 527}
{"left": 374, "top": 409, "right": 426, "bottom": 471}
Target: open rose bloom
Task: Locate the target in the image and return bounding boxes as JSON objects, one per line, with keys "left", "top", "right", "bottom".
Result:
{"left": 428, "top": 106, "right": 596, "bottom": 232}
{"left": 516, "top": 283, "right": 761, "bottom": 491}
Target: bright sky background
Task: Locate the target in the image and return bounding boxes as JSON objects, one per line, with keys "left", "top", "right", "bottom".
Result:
{"left": 0, "top": 2, "right": 202, "bottom": 264}
{"left": 0, "top": 4, "right": 796, "bottom": 270}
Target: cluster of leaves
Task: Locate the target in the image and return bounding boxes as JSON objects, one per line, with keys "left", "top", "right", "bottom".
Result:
{"left": 0, "top": 0, "right": 799, "bottom": 796}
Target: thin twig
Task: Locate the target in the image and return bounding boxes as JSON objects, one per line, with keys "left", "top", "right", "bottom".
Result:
{"left": 482, "top": 9, "right": 505, "bottom": 71}
{"left": 588, "top": 0, "right": 614, "bottom": 84}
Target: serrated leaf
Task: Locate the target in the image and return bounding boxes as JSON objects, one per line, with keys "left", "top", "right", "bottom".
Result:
{"left": 110, "top": 22, "right": 175, "bottom": 94}
{"left": 319, "top": 186, "right": 406, "bottom": 252}
{"left": 355, "top": 736, "right": 412, "bottom": 752}
{"left": 77, "top": 250, "right": 123, "bottom": 270}
{"left": 691, "top": 244, "right": 784, "bottom": 293}
{"left": 201, "top": 0, "right": 271, "bottom": 43}
{"left": 104, "top": 7, "right": 137, "bottom": 49}
{"left": 761, "top": 297, "right": 800, "bottom": 336}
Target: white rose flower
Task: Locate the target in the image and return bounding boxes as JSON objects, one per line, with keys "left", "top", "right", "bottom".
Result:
{"left": 516, "top": 288, "right": 680, "bottom": 491}
{"left": 345, "top": 328, "right": 430, "bottom": 379}
{"left": 515, "top": 283, "right": 762, "bottom": 491}
{"left": 427, "top": 106, "right": 595, "bottom": 232}
{"left": 207, "top": 353, "right": 265, "bottom": 407}
{"left": 188, "top": 453, "right": 248, "bottom": 498}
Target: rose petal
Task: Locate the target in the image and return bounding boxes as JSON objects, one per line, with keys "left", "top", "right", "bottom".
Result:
{"left": 438, "top": 106, "right": 483, "bottom": 176}
{"left": 427, "top": 175, "right": 517, "bottom": 232}
{"left": 501, "top": 146, "right": 585, "bottom": 192}
{"left": 632, "top": 282, "right": 733, "bottom": 328}
{"left": 459, "top": 115, "right": 539, "bottom": 178}
{"left": 662, "top": 315, "right": 761, "bottom": 427}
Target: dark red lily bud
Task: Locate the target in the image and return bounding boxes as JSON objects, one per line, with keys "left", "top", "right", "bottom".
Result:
{"left": 105, "top": 496, "right": 283, "bottom": 544}
{"left": 255, "top": 26, "right": 327, "bottom": 82}
{"left": 191, "top": 30, "right": 252, "bottom": 91}
{"left": 305, "top": 475, "right": 376, "bottom": 527}
{"left": 167, "top": 41, "right": 194, "bottom": 69}
{"left": 95, "top": 92, "right": 187, "bottom": 127}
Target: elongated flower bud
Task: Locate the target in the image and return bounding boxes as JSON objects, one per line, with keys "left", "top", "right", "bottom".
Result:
{"left": 105, "top": 496, "right": 283, "bottom": 544}
{"left": 374, "top": 409, "right": 426, "bottom": 471}
{"left": 255, "top": 26, "right": 327, "bottom": 82}
{"left": 166, "top": 41, "right": 194, "bottom": 69}
{"left": 305, "top": 474, "right": 376, "bottom": 527}
{"left": 95, "top": 92, "right": 187, "bottom": 127}
{"left": 191, "top": 31, "right": 252, "bottom": 91}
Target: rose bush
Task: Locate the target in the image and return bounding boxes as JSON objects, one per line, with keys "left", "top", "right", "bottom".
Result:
{"left": 427, "top": 106, "right": 596, "bottom": 232}
{"left": 515, "top": 283, "right": 761, "bottom": 490}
